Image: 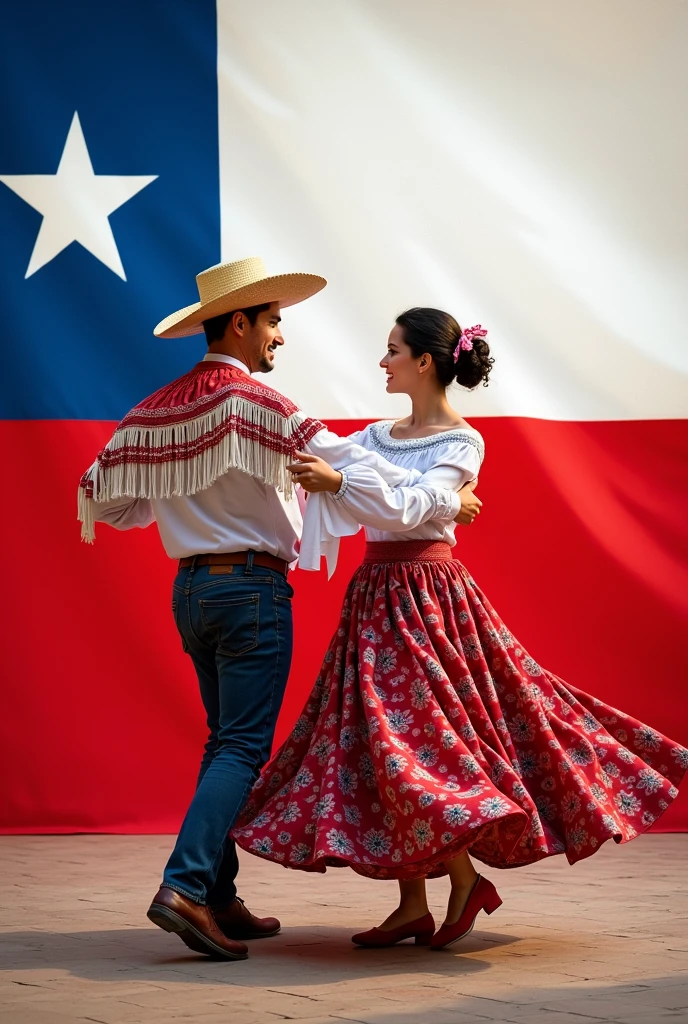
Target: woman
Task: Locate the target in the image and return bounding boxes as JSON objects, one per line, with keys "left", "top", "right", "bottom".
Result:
{"left": 232, "top": 309, "right": 687, "bottom": 950}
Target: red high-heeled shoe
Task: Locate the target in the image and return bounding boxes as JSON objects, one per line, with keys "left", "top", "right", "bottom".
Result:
{"left": 351, "top": 911, "right": 436, "bottom": 948}
{"left": 430, "top": 875, "right": 502, "bottom": 950}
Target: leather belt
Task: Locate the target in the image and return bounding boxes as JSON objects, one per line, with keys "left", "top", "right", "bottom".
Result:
{"left": 178, "top": 551, "right": 289, "bottom": 576}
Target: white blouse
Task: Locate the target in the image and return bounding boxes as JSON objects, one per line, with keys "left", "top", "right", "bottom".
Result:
{"left": 299, "top": 420, "right": 484, "bottom": 575}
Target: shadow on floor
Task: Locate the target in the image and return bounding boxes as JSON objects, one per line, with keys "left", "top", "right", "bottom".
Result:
{"left": 0, "top": 924, "right": 526, "bottom": 985}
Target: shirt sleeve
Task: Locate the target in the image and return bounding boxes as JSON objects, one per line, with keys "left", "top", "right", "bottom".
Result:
{"left": 331, "top": 464, "right": 461, "bottom": 532}
{"left": 415, "top": 442, "right": 481, "bottom": 493}
{"left": 306, "top": 426, "right": 417, "bottom": 486}
{"left": 92, "top": 495, "right": 156, "bottom": 531}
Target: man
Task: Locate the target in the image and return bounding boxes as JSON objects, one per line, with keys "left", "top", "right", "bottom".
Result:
{"left": 79, "top": 257, "right": 481, "bottom": 961}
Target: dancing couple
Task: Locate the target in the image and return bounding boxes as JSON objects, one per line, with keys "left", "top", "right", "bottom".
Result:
{"left": 80, "top": 257, "right": 687, "bottom": 961}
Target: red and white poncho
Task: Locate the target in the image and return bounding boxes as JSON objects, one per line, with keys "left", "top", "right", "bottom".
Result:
{"left": 78, "top": 361, "right": 323, "bottom": 542}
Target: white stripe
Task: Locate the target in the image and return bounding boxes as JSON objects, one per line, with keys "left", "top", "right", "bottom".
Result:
{"left": 217, "top": 0, "right": 688, "bottom": 420}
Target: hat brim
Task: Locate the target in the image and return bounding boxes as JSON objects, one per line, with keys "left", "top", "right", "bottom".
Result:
{"left": 153, "top": 273, "right": 327, "bottom": 339}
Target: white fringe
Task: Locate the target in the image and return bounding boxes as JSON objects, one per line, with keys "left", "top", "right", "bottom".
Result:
{"left": 78, "top": 395, "right": 306, "bottom": 542}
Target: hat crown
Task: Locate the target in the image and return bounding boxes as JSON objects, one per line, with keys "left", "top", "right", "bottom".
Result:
{"left": 196, "top": 257, "right": 268, "bottom": 305}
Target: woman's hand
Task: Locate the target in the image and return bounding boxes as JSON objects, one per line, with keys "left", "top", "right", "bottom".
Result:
{"left": 455, "top": 480, "right": 482, "bottom": 525}
{"left": 287, "top": 451, "right": 344, "bottom": 493}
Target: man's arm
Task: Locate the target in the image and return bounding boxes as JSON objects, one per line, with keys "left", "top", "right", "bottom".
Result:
{"left": 90, "top": 495, "right": 155, "bottom": 531}
{"left": 305, "top": 427, "right": 420, "bottom": 487}
{"left": 455, "top": 481, "right": 482, "bottom": 525}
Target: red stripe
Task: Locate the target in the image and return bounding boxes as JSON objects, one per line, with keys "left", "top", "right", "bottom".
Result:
{"left": 1, "top": 417, "right": 686, "bottom": 833}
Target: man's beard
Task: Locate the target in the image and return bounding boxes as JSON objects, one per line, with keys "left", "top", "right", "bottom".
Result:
{"left": 258, "top": 349, "right": 275, "bottom": 373}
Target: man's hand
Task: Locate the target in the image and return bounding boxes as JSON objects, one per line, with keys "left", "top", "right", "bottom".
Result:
{"left": 455, "top": 480, "right": 482, "bottom": 525}
{"left": 287, "top": 451, "right": 343, "bottom": 493}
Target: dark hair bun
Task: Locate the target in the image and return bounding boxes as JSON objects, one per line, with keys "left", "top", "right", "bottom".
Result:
{"left": 395, "top": 307, "right": 494, "bottom": 389}
{"left": 454, "top": 331, "right": 494, "bottom": 389}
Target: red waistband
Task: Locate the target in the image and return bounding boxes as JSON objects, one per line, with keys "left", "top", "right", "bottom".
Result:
{"left": 363, "top": 541, "right": 453, "bottom": 563}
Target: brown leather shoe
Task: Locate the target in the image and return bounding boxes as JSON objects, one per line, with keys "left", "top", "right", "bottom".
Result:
{"left": 212, "top": 897, "right": 281, "bottom": 939}
{"left": 147, "top": 886, "right": 248, "bottom": 960}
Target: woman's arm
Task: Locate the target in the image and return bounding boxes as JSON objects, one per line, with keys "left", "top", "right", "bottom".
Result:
{"left": 289, "top": 452, "right": 459, "bottom": 531}
{"left": 332, "top": 463, "right": 460, "bottom": 532}
{"left": 290, "top": 442, "right": 482, "bottom": 533}
{"left": 335, "top": 445, "right": 482, "bottom": 531}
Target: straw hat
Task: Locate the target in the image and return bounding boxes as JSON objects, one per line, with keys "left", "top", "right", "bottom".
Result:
{"left": 154, "top": 257, "right": 327, "bottom": 339}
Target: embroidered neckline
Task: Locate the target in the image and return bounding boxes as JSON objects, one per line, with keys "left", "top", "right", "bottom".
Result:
{"left": 368, "top": 420, "right": 485, "bottom": 460}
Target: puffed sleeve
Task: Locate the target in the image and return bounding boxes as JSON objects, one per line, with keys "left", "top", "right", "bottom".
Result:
{"left": 414, "top": 441, "right": 482, "bottom": 492}
{"left": 331, "top": 464, "right": 461, "bottom": 532}
{"left": 92, "top": 495, "right": 156, "bottom": 530}
{"left": 346, "top": 425, "right": 367, "bottom": 445}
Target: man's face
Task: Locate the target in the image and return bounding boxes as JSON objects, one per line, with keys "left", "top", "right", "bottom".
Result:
{"left": 243, "top": 302, "right": 284, "bottom": 373}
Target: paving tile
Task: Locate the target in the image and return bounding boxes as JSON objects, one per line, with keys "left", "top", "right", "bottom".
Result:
{"left": 612, "top": 1016, "right": 687, "bottom": 1024}
{"left": 516, "top": 1010, "right": 609, "bottom": 1022}
{"left": 617, "top": 985, "right": 688, "bottom": 1011}
{"left": 1, "top": 1012, "right": 83, "bottom": 1024}
{"left": 0, "top": 834, "right": 687, "bottom": 1024}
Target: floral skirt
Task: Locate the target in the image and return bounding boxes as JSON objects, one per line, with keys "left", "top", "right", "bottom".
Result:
{"left": 232, "top": 541, "right": 687, "bottom": 880}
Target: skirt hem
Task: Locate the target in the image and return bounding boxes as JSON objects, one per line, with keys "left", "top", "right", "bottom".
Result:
{"left": 234, "top": 766, "right": 686, "bottom": 879}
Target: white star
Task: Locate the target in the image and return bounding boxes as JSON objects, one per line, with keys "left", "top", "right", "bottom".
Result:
{"left": 0, "top": 112, "right": 157, "bottom": 280}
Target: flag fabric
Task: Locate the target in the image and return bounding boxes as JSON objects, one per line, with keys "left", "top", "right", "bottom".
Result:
{"left": 1, "top": 0, "right": 686, "bottom": 833}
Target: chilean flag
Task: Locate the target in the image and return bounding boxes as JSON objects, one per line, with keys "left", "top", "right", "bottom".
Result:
{"left": 1, "top": 0, "right": 686, "bottom": 833}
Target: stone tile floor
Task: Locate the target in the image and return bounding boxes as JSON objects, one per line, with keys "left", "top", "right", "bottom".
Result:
{"left": 0, "top": 834, "right": 686, "bottom": 1024}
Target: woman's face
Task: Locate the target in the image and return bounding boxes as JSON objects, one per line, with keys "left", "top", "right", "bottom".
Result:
{"left": 380, "top": 324, "right": 422, "bottom": 394}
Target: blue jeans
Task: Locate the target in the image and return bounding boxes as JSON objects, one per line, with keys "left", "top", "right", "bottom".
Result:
{"left": 162, "top": 555, "right": 293, "bottom": 906}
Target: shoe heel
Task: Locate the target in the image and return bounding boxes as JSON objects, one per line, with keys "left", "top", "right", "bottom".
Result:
{"left": 147, "top": 906, "right": 185, "bottom": 934}
{"left": 414, "top": 931, "right": 434, "bottom": 946}
{"left": 484, "top": 891, "right": 503, "bottom": 915}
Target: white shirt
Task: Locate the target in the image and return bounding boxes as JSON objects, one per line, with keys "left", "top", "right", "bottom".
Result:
{"left": 299, "top": 420, "right": 484, "bottom": 574}
{"left": 92, "top": 355, "right": 461, "bottom": 561}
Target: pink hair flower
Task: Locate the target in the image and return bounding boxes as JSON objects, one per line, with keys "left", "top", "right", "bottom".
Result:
{"left": 453, "top": 324, "right": 488, "bottom": 362}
